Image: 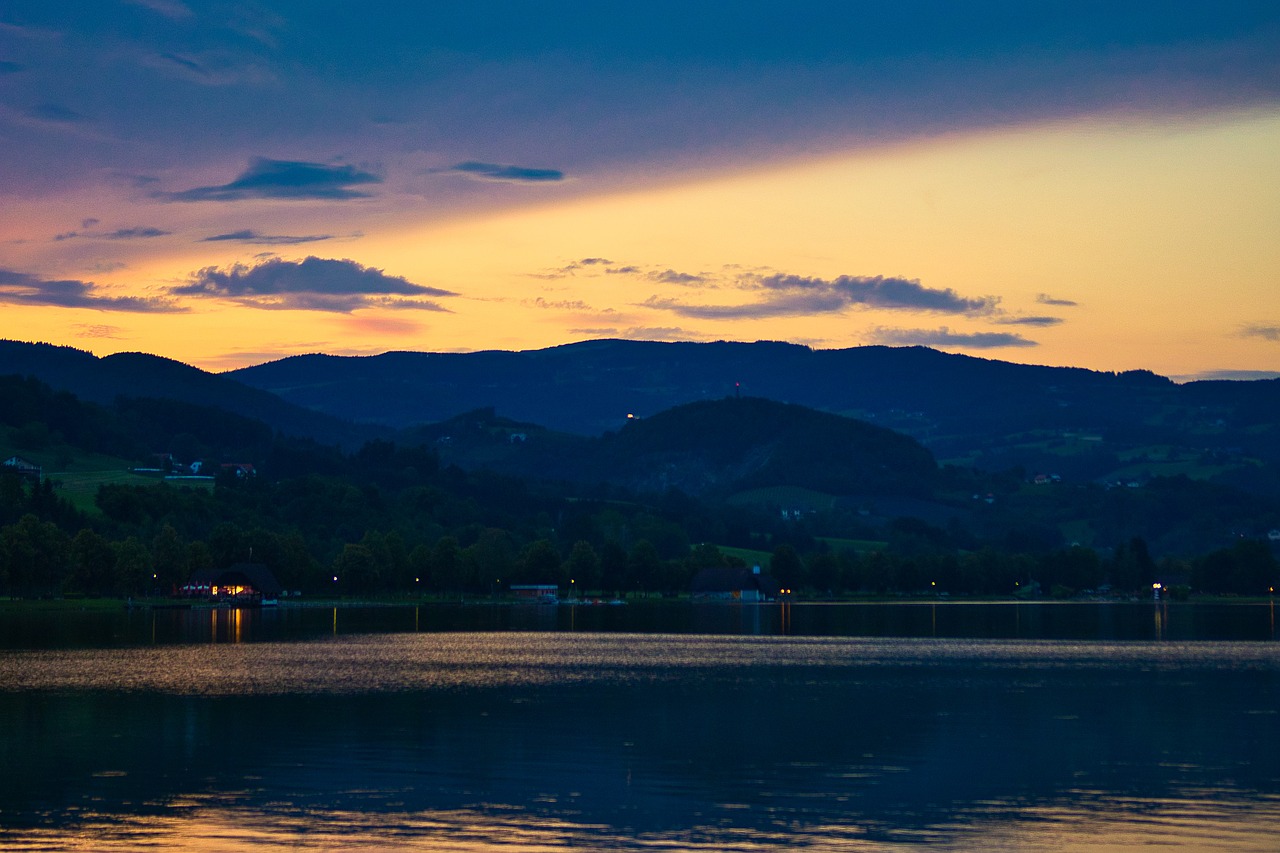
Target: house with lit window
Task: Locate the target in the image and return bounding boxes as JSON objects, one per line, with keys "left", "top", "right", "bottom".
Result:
{"left": 181, "top": 563, "right": 283, "bottom": 604}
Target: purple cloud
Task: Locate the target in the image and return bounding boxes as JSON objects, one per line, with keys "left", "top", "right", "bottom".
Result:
{"left": 173, "top": 256, "right": 455, "bottom": 313}
{"left": 162, "top": 158, "right": 382, "bottom": 201}
{"left": 0, "top": 269, "right": 184, "bottom": 313}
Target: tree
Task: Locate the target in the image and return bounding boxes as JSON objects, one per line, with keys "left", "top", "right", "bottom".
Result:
{"left": 333, "top": 543, "right": 379, "bottom": 595}
{"left": 627, "top": 540, "right": 661, "bottom": 593}
{"left": 0, "top": 514, "right": 70, "bottom": 597}
{"left": 429, "top": 536, "right": 463, "bottom": 592}
{"left": 112, "top": 537, "right": 151, "bottom": 597}
{"left": 769, "top": 544, "right": 805, "bottom": 590}
{"left": 518, "top": 539, "right": 563, "bottom": 586}
{"left": 1110, "top": 537, "right": 1156, "bottom": 592}
{"left": 68, "top": 528, "right": 117, "bottom": 597}
{"left": 1193, "top": 540, "right": 1278, "bottom": 594}
{"left": 564, "top": 540, "right": 601, "bottom": 592}
{"left": 151, "top": 524, "right": 187, "bottom": 595}
{"left": 598, "top": 541, "right": 628, "bottom": 596}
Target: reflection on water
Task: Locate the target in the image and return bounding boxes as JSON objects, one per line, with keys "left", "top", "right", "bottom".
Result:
{"left": 2, "top": 600, "right": 1279, "bottom": 650}
{"left": 1, "top": 625, "right": 1278, "bottom": 851}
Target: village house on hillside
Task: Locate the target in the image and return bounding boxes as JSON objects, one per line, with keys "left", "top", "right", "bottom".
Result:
{"left": 2, "top": 455, "right": 42, "bottom": 482}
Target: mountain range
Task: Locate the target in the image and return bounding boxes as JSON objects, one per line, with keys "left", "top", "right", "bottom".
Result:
{"left": 3, "top": 338, "right": 1277, "bottom": 497}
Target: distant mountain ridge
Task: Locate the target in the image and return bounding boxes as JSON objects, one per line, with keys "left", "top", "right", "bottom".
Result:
{"left": 5, "top": 338, "right": 1278, "bottom": 496}
{"left": 0, "top": 340, "right": 381, "bottom": 449}
{"left": 227, "top": 339, "right": 1280, "bottom": 482}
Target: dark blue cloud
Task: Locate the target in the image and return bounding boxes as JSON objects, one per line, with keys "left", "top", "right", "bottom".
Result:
{"left": 24, "top": 103, "right": 87, "bottom": 124}
{"left": 993, "top": 315, "right": 1064, "bottom": 327}
{"left": 159, "top": 52, "right": 207, "bottom": 75}
{"left": 162, "top": 158, "right": 382, "bottom": 201}
{"left": 0, "top": 269, "right": 184, "bottom": 313}
{"left": 0, "top": 61, "right": 23, "bottom": 74}
{"left": 447, "top": 162, "right": 565, "bottom": 183}
{"left": 748, "top": 273, "right": 997, "bottom": 314}
{"left": 200, "top": 230, "right": 334, "bottom": 245}
{"left": 1037, "top": 293, "right": 1079, "bottom": 307}
{"left": 641, "top": 272, "right": 997, "bottom": 319}
{"left": 54, "top": 226, "right": 171, "bottom": 241}
{"left": 867, "top": 326, "right": 1038, "bottom": 349}
{"left": 649, "top": 269, "right": 707, "bottom": 285}
{"left": 1183, "top": 369, "right": 1280, "bottom": 381}
{"left": 173, "top": 256, "right": 455, "bottom": 312}
{"left": 1240, "top": 324, "right": 1280, "bottom": 342}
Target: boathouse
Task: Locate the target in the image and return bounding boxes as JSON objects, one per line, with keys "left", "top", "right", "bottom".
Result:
{"left": 181, "top": 563, "right": 283, "bottom": 603}
{"left": 691, "top": 565, "right": 782, "bottom": 602}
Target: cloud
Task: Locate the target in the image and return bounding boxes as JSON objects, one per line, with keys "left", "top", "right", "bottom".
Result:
{"left": 125, "top": 0, "right": 194, "bottom": 19}
{"left": 606, "top": 265, "right": 641, "bottom": 275}
{"left": 159, "top": 53, "right": 207, "bottom": 75}
{"left": 748, "top": 273, "right": 996, "bottom": 313}
{"left": 1240, "top": 324, "right": 1280, "bottom": 342}
{"left": 993, "top": 315, "right": 1064, "bottom": 327}
{"left": 0, "top": 269, "right": 184, "bottom": 313}
{"left": 528, "top": 297, "right": 595, "bottom": 311}
{"left": 0, "top": 61, "right": 23, "bottom": 75}
{"left": 161, "top": 158, "right": 382, "bottom": 201}
{"left": 24, "top": 103, "right": 88, "bottom": 125}
{"left": 1037, "top": 293, "right": 1079, "bottom": 307}
{"left": 200, "top": 230, "right": 334, "bottom": 245}
{"left": 172, "top": 256, "right": 456, "bottom": 313}
{"left": 641, "top": 294, "right": 837, "bottom": 320}
{"left": 642, "top": 273, "right": 996, "bottom": 320}
{"left": 648, "top": 269, "right": 707, "bottom": 285}
{"left": 342, "top": 315, "right": 423, "bottom": 336}
{"left": 531, "top": 257, "right": 615, "bottom": 279}
{"left": 445, "top": 161, "right": 565, "bottom": 183}
{"left": 866, "top": 326, "right": 1038, "bottom": 349}
{"left": 568, "top": 325, "right": 706, "bottom": 342}
{"left": 73, "top": 324, "right": 124, "bottom": 339}
{"left": 55, "top": 226, "right": 171, "bottom": 241}
{"left": 1176, "top": 369, "right": 1280, "bottom": 382}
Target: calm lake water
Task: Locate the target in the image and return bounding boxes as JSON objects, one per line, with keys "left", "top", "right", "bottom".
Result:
{"left": 1, "top": 601, "right": 1278, "bottom": 851}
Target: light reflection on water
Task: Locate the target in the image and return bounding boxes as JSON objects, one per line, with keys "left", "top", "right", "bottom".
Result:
{"left": 1, "top": 628, "right": 1278, "bottom": 851}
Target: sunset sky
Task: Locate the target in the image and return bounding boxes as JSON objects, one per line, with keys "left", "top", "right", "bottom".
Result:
{"left": 2, "top": 1, "right": 1278, "bottom": 378}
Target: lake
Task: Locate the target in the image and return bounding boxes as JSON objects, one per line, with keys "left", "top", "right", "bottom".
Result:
{"left": 1, "top": 601, "right": 1278, "bottom": 851}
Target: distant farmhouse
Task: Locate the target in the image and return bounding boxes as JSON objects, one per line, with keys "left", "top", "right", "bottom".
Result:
{"left": 2, "top": 455, "right": 42, "bottom": 482}
{"left": 691, "top": 565, "right": 782, "bottom": 602}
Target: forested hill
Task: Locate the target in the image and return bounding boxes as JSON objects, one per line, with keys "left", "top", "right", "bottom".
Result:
{"left": 229, "top": 339, "right": 1280, "bottom": 495}
{"left": 0, "top": 340, "right": 381, "bottom": 449}
{"left": 405, "top": 397, "right": 941, "bottom": 498}
{"left": 583, "top": 397, "right": 939, "bottom": 497}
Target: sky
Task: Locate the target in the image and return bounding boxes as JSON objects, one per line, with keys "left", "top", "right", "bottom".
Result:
{"left": 1, "top": 1, "right": 1278, "bottom": 378}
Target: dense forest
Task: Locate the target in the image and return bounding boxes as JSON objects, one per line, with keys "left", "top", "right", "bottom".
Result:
{"left": 1, "top": 372, "right": 1277, "bottom": 600}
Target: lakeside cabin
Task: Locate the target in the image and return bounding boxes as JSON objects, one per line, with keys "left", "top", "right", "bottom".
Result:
{"left": 510, "top": 584, "right": 559, "bottom": 603}
{"left": 181, "top": 563, "right": 283, "bottom": 605}
{"left": 691, "top": 565, "right": 782, "bottom": 602}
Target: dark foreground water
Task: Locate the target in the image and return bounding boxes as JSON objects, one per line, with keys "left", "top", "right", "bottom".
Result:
{"left": 1, "top": 602, "right": 1277, "bottom": 851}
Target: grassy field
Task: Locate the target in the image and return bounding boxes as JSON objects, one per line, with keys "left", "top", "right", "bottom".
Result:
{"left": 48, "top": 469, "right": 182, "bottom": 515}
{"left": 716, "top": 545, "right": 774, "bottom": 567}
{"left": 726, "top": 485, "right": 839, "bottom": 511}
{"left": 817, "top": 536, "right": 889, "bottom": 553}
